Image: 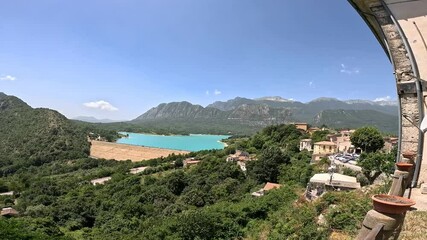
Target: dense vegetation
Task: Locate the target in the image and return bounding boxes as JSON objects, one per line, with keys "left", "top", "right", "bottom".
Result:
{"left": 72, "top": 121, "right": 123, "bottom": 142}
{"left": 0, "top": 123, "right": 375, "bottom": 239}
{"left": 0, "top": 94, "right": 89, "bottom": 176}
{"left": 0, "top": 93, "right": 382, "bottom": 239}
{"left": 352, "top": 126, "right": 396, "bottom": 184}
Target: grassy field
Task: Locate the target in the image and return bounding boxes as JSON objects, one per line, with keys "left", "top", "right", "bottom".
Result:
{"left": 90, "top": 140, "right": 189, "bottom": 161}
{"left": 399, "top": 211, "right": 427, "bottom": 239}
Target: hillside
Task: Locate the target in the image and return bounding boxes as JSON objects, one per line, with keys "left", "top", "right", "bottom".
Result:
{"left": 313, "top": 109, "right": 398, "bottom": 133}
{"left": 0, "top": 123, "right": 374, "bottom": 239}
{"left": 132, "top": 96, "right": 398, "bottom": 134}
{"left": 136, "top": 101, "right": 226, "bottom": 119}
{"left": 208, "top": 97, "right": 397, "bottom": 116}
{"left": 132, "top": 101, "right": 295, "bottom": 135}
{"left": 0, "top": 93, "right": 89, "bottom": 174}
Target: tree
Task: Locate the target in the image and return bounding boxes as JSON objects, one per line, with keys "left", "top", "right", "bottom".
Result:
{"left": 247, "top": 145, "right": 289, "bottom": 183}
{"left": 165, "top": 170, "right": 188, "bottom": 195}
{"left": 0, "top": 218, "right": 56, "bottom": 240}
{"left": 311, "top": 130, "right": 330, "bottom": 143}
{"left": 357, "top": 151, "right": 395, "bottom": 184}
{"left": 350, "top": 126, "right": 384, "bottom": 153}
{"left": 279, "top": 157, "right": 313, "bottom": 186}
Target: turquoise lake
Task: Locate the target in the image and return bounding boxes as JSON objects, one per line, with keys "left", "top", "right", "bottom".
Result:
{"left": 116, "top": 132, "right": 230, "bottom": 152}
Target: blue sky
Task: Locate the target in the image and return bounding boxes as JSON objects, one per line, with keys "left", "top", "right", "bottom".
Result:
{"left": 0, "top": 0, "right": 396, "bottom": 120}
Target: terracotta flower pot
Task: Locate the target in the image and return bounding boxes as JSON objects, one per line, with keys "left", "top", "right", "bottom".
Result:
{"left": 402, "top": 151, "right": 416, "bottom": 159}
{"left": 395, "top": 162, "right": 414, "bottom": 172}
{"left": 372, "top": 194, "right": 415, "bottom": 214}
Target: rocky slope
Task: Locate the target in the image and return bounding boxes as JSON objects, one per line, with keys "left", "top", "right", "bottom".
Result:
{"left": 132, "top": 96, "right": 398, "bottom": 134}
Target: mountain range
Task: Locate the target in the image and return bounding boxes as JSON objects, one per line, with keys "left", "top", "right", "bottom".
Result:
{"left": 132, "top": 96, "right": 398, "bottom": 134}
{"left": 1, "top": 92, "right": 399, "bottom": 137}
{"left": 73, "top": 116, "right": 121, "bottom": 123}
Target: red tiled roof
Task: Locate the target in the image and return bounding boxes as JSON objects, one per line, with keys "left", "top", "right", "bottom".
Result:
{"left": 263, "top": 182, "right": 282, "bottom": 191}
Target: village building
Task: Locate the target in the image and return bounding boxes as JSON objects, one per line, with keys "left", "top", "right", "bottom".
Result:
{"left": 183, "top": 158, "right": 201, "bottom": 168}
{"left": 309, "top": 173, "right": 361, "bottom": 190}
{"left": 129, "top": 166, "right": 148, "bottom": 174}
{"left": 251, "top": 182, "right": 282, "bottom": 197}
{"left": 312, "top": 141, "right": 337, "bottom": 161}
{"left": 226, "top": 150, "right": 250, "bottom": 162}
{"left": 383, "top": 137, "right": 398, "bottom": 153}
{"left": 335, "top": 135, "right": 352, "bottom": 153}
{"left": 293, "top": 123, "right": 308, "bottom": 132}
{"left": 1, "top": 207, "right": 19, "bottom": 217}
{"left": 0, "top": 191, "right": 14, "bottom": 196}
{"left": 306, "top": 173, "right": 360, "bottom": 200}
{"left": 327, "top": 133, "right": 341, "bottom": 143}
{"left": 334, "top": 129, "right": 355, "bottom": 153}
{"left": 226, "top": 150, "right": 252, "bottom": 172}
{"left": 299, "top": 139, "right": 312, "bottom": 151}
{"left": 322, "top": 129, "right": 361, "bottom": 154}
{"left": 307, "top": 127, "right": 321, "bottom": 135}
{"left": 339, "top": 129, "right": 355, "bottom": 136}
{"left": 90, "top": 177, "right": 112, "bottom": 186}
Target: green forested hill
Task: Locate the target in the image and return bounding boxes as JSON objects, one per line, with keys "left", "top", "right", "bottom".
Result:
{"left": 0, "top": 123, "right": 374, "bottom": 239}
{"left": 0, "top": 93, "right": 381, "bottom": 239}
{"left": 313, "top": 109, "right": 398, "bottom": 134}
{"left": 0, "top": 93, "right": 89, "bottom": 174}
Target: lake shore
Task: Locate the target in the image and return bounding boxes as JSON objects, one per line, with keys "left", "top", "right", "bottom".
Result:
{"left": 90, "top": 140, "right": 190, "bottom": 162}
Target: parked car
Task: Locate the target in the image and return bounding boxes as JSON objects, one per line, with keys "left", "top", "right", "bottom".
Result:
{"left": 341, "top": 158, "right": 351, "bottom": 163}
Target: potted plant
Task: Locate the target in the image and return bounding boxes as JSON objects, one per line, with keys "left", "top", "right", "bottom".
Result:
{"left": 402, "top": 151, "right": 416, "bottom": 159}
{"left": 372, "top": 194, "right": 415, "bottom": 214}
{"left": 395, "top": 162, "right": 414, "bottom": 172}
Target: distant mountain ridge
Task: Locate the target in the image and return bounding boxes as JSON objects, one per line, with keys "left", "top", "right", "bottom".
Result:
{"left": 73, "top": 116, "right": 122, "bottom": 123}
{"left": 0, "top": 92, "right": 398, "bottom": 139}
{"left": 313, "top": 109, "right": 398, "bottom": 132}
{"left": 133, "top": 96, "right": 399, "bottom": 134}
{"left": 254, "top": 96, "right": 295, "bottom": 102}
{"left": 134, "top": 101, "right": 294, "bottom": 125}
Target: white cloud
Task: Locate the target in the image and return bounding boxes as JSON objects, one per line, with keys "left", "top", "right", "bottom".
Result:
{"left": 0, "top": 75, "right": 16, "bottom": 81}
{"left": 83, "top": 100, "right": 118, "bottom": 111}
{"left": 206, "top": 90, "right": 210, "bottom": 96}
{"left": 373, "top": 96, "right": 391, "bottom": 102}
{"left": 214, "top": 89, "right": 222, "bottom": 95}
{"left": 340, "top": 63, "right": 360, "bottom": 75}
{"left": 309, "top": 81, "right": 315, "bottom": 88}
